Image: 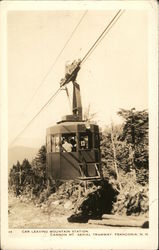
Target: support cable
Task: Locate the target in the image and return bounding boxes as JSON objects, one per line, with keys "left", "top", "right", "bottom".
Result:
{"left": 9, "top": 64, "right": 82, "bottom": 147}
{"left": 81, "top": 9, "right": 124, "bottom": 64}
{"left": 23, "top": 10, "right": 88, "bottom": 112}
{"left": 10, "top": 88, "right": 61, "bottom": 146}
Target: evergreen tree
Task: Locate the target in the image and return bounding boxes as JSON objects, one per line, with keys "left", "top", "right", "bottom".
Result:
{"left": 9, "top": 145, "right": 47, "bottom": 197}
{"left": 117, "top": 108, "right": 148, "bottom": 184}
{"left": 20, "top": 159, "right": 33, "bottom": 186}
{"left": 9, "top": 161, "right": 21, "bottom": 196}
{"left": 31, "top": 145, "right": 47, "bottom": 195}
{"left": 101, "top": 124, "right": 123, "bottom": 178}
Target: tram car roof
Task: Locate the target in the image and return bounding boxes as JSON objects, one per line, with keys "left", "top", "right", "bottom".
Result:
{"left": 46, "top": 121, "right": 99, "bottom": 135}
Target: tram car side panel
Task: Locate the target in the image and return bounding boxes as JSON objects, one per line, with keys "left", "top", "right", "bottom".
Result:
{"left": 46, "top": 152, "right": 61, "bottom": 179}
{"left": 60, "top": 152, "right": 81, "bottom": 179}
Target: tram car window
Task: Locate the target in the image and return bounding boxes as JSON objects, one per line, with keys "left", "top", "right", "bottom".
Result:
{"left": 46, "top": 135, "right": 52, "bottom": 153}
{"left": 51, "top": 135, "right": 60, "bottom": 152}
{"left": 61, "top": 133, "right": 77, "bottom": 152}
{"left": 94, "top": 133, "right": 100, "bottom": 148}
{"left": 79, "top": 132, "right": 92, "bottom": 150}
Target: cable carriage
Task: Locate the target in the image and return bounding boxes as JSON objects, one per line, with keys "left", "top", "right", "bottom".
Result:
{"left": 46, "top": 60, "right": 102, "bottom": 181}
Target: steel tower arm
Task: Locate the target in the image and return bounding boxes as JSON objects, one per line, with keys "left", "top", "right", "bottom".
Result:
{"left": 60, "top": 59, "right": 82, "bottom": 121}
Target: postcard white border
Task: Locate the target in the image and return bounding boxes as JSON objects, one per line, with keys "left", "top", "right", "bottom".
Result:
{"left": 0, "top": 1, "right": 158, "bottom": 250}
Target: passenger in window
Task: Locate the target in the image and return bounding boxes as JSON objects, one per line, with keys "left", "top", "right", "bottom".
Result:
{"left": 85, "top": 136, "right": 89, "bottom": 149}
{"left": 55, "top": 143, "right": 60, "bottom": 152}
{"left": 62, "top": 139, "right": 72, "bottom": 152}
{"left": 70, "top": 138, "right": 76, "bottom": 152}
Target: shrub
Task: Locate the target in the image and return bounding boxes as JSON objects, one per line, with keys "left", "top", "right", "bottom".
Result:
{"left": 112, "top": 171, "right": 149, "bottom": 216}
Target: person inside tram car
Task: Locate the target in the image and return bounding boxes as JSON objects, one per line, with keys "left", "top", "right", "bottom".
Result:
{"left": 70, "top": 137, "right": 76, "bottom": 152}
{"left": 62, "top": 138, "right": 72, "bottom": 152}
{"left": 55, "top": 143, "right": 60, "bottom": 152}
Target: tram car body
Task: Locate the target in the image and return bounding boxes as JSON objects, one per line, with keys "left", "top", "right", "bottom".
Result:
{"left": 46, "top": 120, "right": 101, "bottom": 180}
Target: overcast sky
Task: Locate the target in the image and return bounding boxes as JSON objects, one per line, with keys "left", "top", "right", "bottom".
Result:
{"left": 8, "top": 8, "right": 148, "bottom": 148}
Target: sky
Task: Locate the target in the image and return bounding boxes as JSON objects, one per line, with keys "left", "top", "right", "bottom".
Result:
{"left": 8, "top": 9, "right": 148, "bottom": 148}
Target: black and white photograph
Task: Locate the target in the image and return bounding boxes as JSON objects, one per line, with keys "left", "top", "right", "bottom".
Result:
{"left": 0, "top": 1, "right": 158, "bottom": 250}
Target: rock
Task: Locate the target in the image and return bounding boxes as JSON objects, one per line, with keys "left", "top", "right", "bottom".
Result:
{"left": 142, "top": 221, "right": 149, "bottom": 228}
{"left": 51, "top": 200, "right": 60, "bottom": 206}
{"left": 64, "top": 200, "right": 72, "bottom": 209}
{"left": 41, "top": 204, "right": 47, "bottom": 209}
{"left": 36, "top": 204, "right": 41, "bottom": 207}
{"left": 67, "top": 213, "right": 88, "bottom": 223}
{"left": 67, "top": 180, "right": 117, "bottom": 223}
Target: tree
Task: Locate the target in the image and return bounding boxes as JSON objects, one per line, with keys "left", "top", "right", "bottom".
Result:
{"left": 101, "top": 108, "right": 149, "bottom": 215}
{"left": 9, "top": 161, "right": 21, "bottom": 196}
{"left": 83, "top": 104, "right": 97, "bottom": 123}
{"left": 20, "top": 159, "right": 33, "bottom": 186}
{"left": 31, "top": 145, "right": 47, "bottom": 195}
{"left": 110, "top": 123, "right": 122, "bottom": 191}
{"left": 117, "top": 108, "right": 148, "bottom": 146}
{"left": 117, "top": 108, "right": 149, "bottom": 184}
{"left": 9, "top": 145, "right": 47, "bottom": 197}
{"left": 34, "top": 145, "right": 46, "bottom": 164}
{"left": 101, "top": 124, "right": 123, "bottom": 181}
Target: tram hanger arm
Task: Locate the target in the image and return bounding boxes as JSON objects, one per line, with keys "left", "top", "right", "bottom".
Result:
{"left": 59, "top": 59, "right": 82, "bottom": 120}
{"left": 60, "top": 59, "right": 81, "bottom": 87}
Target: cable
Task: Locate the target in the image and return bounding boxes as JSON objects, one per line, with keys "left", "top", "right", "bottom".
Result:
{"left": 11, "top": 10, "right": 88, "bottom": 145}
{"left": 23, "top": 10, "right": 88, "bottom": 111}
{"left": 9, "top": 9, "right": 124, "bottom": 147}
{"left": 10, "top": 87, "right": 61, "bottom": 146}
{"left": 81, "top": 9, "right": 124, "bottom": 64}
{"left": 9, "top": 64, "right": 81, "bottom": 147}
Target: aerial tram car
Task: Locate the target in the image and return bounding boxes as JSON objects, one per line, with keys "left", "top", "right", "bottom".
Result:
{"left": 46, "top": 60, "right": 102, "bottom": 181}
